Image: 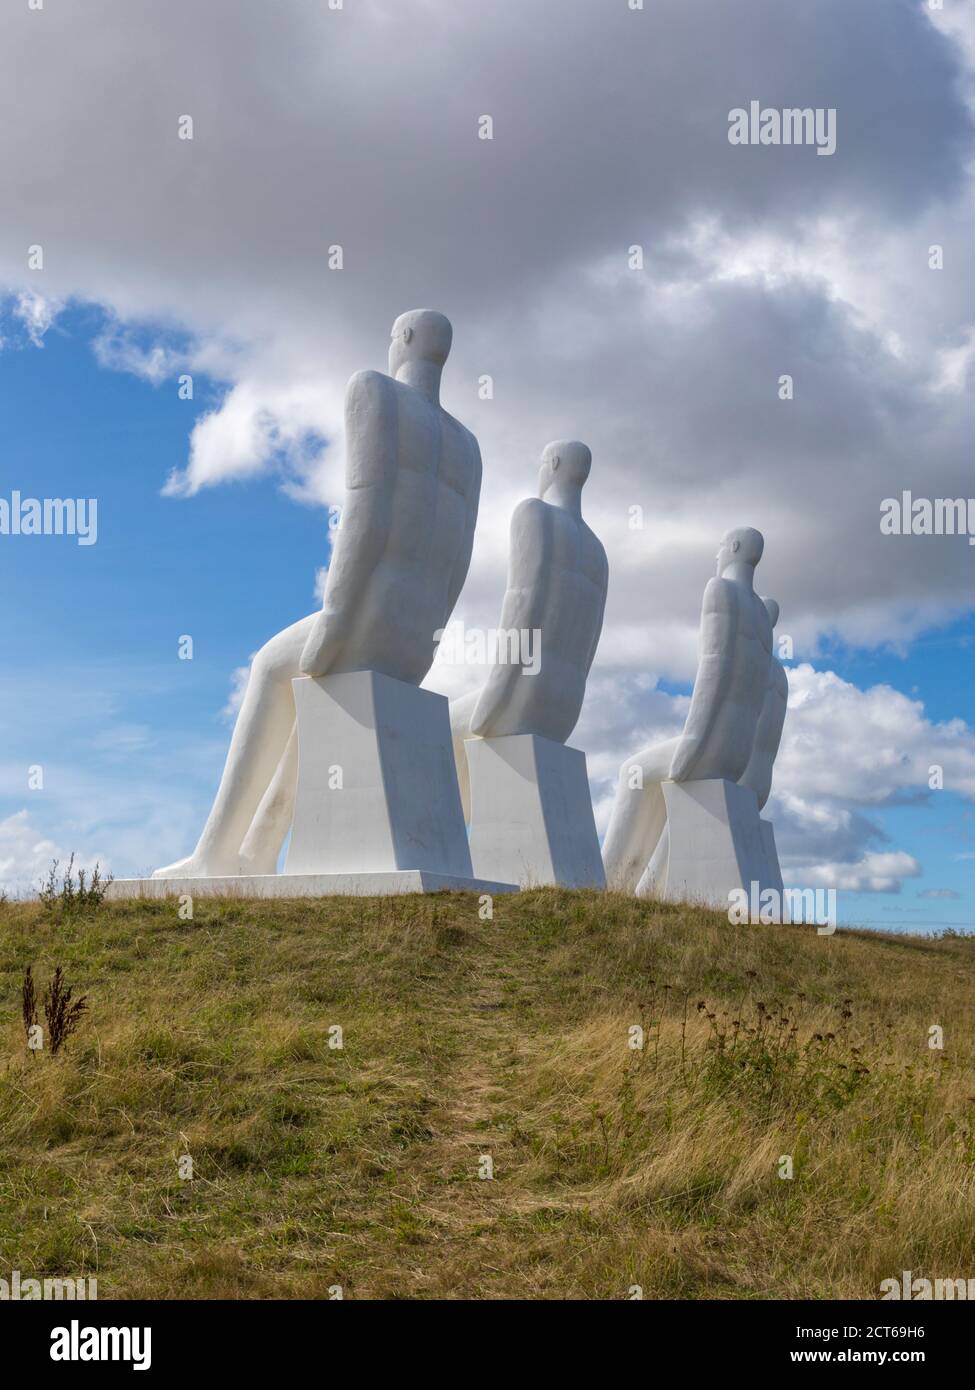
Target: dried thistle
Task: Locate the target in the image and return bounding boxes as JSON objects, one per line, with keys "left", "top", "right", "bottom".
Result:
{"left": 43, "top": 966, "right": 88, "bottom": 1056}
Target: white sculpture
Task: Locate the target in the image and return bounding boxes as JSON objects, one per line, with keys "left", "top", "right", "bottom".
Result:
{"left": 449, "top": 442, "right": 608, "bottom": 887}
{"left": 154, "top": 309, "right": 483, "bottom": 882}
{"left": 602, "top": 526, "right": 775, "bottom": 900}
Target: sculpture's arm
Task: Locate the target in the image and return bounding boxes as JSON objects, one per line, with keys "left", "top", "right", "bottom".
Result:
{"left": 668, "top": 577, "right": 736, "bottom": 782}
{"left": 583, "top": 539, "right": 609, "bottom": 676}
{"left": 470, "top": 498, "right": 549, "bottom": 736}
{"left": 444, "top": 428, "right": 482, "bottom": 620}
{"left": 300, "top": 372, "right": 396, "bottom": 677}
{"left": 763, "top": 658, "right": 790, "bottom": 784}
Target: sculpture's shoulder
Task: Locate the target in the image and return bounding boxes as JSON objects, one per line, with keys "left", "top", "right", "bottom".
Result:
{"left": 505, "top": 498, "right": 550, "bottom": 577}
{"left": 345, "top": 368, "right": 393, "bottom": 411}
{"left": 771, "top": 656, "right": 789, "bottom": 697}
{"left": 344, "top": 370, "right": 397, "bottom": 441}
{"left": 703, "top": 575, "right": 739, "bottom": 615}
{"left": 346, "top": 367, "right": 390, "bottom": 397}
{"left": 511, "top": 495, "right": 550, "bottom": 533}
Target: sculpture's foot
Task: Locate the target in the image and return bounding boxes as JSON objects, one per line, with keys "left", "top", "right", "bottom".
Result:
{"left": 152, "top": 851, "right": 241, "bottom": 880}
{"left": 238, "top": 846, "right": 279, "bottom": 876}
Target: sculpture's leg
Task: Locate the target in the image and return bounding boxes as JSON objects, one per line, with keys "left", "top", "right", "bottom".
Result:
{"left": 238, "top": 722, "right": 299, "bottom": 874}
{"left": 153, "top": 614, "right": 315, "bottom": 878}
{"left": 635, "top": 822, "right": 669, "bottom": 898}
{"left": 602, "top": 738, "right": 679, "bottom": 892}
{"left": 448, "top": 688, "right": 479, "bottom": 824}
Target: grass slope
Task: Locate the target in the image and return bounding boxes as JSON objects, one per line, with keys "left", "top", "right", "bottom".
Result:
{"left": 1, "top": 890, "right": 974, "bottom": 1300}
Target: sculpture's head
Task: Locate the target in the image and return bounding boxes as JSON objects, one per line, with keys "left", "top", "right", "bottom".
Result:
{"left": 388, "top": 309, "right": 453, "bottom": 378}
{"left": 538, "top": 440, "right": 592, "bottom": 498}
{"left": 762, "top": 597, "right": 780, "bottom": 627}
{"left": 716, "top": 526, "right": 764, "bottom": 576}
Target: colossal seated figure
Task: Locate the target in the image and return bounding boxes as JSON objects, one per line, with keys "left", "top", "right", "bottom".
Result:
{"left": 154, "top": 309, "right": 482, "bottom": 880}
{"left": 602, "top": 526, "right": 773, "bottom": 895}
{"left": 449, "top": 440, "right": 608, "bottom": 816}
{"left": 448, "top": 442, "right": 608, "bottom": 887}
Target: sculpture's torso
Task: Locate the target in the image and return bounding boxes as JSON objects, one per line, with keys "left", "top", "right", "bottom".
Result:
{"left": 324, "top": 371, "right": 481, "bottom": 684}
{"left": 681, "top": 578, "right": 773, "bottom": 782}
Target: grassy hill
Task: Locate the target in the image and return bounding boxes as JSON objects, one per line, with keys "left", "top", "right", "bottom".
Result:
{"left": 1, "top": 888, "right": 974, "bottom": 1300}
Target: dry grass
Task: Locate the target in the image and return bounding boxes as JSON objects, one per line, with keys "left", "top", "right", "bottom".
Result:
{"left": 0, "top": 888, "right": 973, "bottom": 1299}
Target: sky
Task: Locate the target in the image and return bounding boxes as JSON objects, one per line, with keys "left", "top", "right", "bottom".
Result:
{"left": 1, "top": 0, "right": 974, "bottom": 931}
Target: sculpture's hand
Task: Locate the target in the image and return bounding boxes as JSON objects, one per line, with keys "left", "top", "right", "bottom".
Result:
{"left": 667, "top": 735, "right": 700, "bottom": 783}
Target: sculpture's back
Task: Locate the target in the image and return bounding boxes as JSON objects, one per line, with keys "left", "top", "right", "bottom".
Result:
{"left": 321, "top": 372, "right": 481, "bottom": 684}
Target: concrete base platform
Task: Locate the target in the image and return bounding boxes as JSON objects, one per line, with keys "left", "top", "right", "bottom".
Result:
{"left": 285, "top": 671, "right": 474, "bottom": 878}
{"left": 466, "top": 734, "right": 605, "bottom": 888}
{"left": 760, "top": 819, "right": 784, "bottom": 896}
{"left": 635, "top": 778, "right": 778, "bottom": 913}
{"left": 108, "top": 871, "right": 518, "bottom": 901}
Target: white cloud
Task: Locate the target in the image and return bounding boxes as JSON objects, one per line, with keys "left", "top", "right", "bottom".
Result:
{"left": 802, "top": 850, "right": 922, "bottom": 894}
{"left": 11, "top": 290, "right": 61, "bottom": 347}
{"left": 222, "top": 663, "right": 253, "bottom": 722}
{"left": 776, "top": 664, "right": 975, "bottom": 802}
{"left": 159, "top": 372, "right": 340, "bottom": 501}
{"left": 0, "top": 809, "right": 106, "bottom": 898}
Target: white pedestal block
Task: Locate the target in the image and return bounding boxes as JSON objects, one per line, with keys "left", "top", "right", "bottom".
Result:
{"left": 465, "top": 734, "right": 606, "bottom": 888}
{"left": 759, "top": 819, "right": 789, "bottom": 923}
{"left": 106, "top": 871, "right": 517, "bottom": 901}
{"left": 641, "top": 778, "right": 771, "bottom": 911}
{"left": 286, "top": 671, "right": 475, "bottom": 878}
{"left": 760, "top": 819, "right": 784, "bottom": 895}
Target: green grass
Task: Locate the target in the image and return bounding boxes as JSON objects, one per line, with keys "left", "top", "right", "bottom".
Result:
{"left": 1, "top": 889, "right": 973, "bottom": 1299}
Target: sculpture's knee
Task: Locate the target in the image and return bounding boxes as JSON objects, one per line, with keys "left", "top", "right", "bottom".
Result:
{"left": 251, "top": 637, "right": 298, "bottom": 690}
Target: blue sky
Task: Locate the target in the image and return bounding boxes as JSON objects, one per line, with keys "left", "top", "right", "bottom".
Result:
{"left": 2, "top": 0, "right": 975, "bottom": 932}
{"left": 0, "top": 307, "right": 329, "bottom": 880}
